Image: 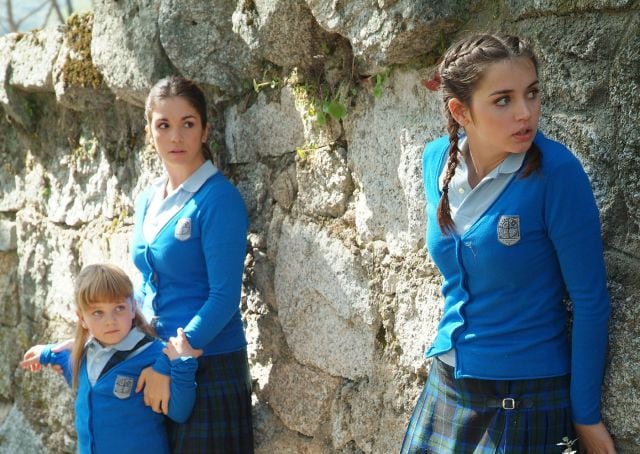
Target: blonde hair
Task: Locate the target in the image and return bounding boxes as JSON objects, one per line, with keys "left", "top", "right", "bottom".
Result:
{"left": 71, "top": 263, "right": 154, "bottom": 389}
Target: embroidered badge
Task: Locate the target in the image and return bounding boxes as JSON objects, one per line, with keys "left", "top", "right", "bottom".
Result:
{"left": 175, "top": 217, "right": 192, "bottom": 241}
{"left": 113, "top": 375, "right": 134, "bottom": 399}
{"left": 497, "top": 215, "right": 520, "bottom": 246}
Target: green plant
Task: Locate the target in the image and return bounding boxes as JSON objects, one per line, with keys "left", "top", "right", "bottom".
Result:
{"left": 252, "top": 77, "right": 281, "bottom": 93}
{"left": 295, "top": 142, "right": 318, "bottom": 160}
{"left": 556, "top": 437, "right": 577, "bottom": 454}
{"left": 371, "top": 68, "right": 392, "bottom": 98}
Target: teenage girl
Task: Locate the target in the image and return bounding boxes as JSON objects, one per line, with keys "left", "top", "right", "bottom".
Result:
{"left": 401, "top": 33, "right": 615, "bottom": 453}
{"left": 133, "top": 76, "right": 253, "bottom": 453}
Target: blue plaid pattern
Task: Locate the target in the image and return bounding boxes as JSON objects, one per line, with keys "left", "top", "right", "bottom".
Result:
{"left": 168, "top": 349, "right": 254, "bottom": 454}
{"left": 401, "top": 358, "right": 575, "bottom": 453}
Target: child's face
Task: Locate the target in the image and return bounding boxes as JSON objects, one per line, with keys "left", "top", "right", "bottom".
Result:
{"left": 78, "top": 298, "right": 135, "bottom": 347}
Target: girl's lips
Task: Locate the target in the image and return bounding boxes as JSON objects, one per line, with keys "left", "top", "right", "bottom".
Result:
{"left": 513, "top": 128, "right": 534, "bottom": 142}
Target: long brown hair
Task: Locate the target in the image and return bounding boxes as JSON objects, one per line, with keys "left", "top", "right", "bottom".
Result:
{"left": 71, "top": 264, "right": 154, "bottom": 389}
{"left": 436, "top": 33, "right": 541, "bottom": 234}
{"left": 144, "top": 75, "right": 214, "bottom": 162}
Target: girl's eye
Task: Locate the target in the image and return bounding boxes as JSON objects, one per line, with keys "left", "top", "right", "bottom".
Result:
{"left": 115, "top": 305, "right": 127, "bottom": 312}
{"left": 527, "top": 88, "right": 539, "bottom": 99}
{"left": 92, "top": 311, "right": 103, "bottom": 317}
{"left": 495, "top": 96, "right": 509, "bottom": 106}
{"left": 184, "top": 121, "right": 194, "bottom": 128}
{"left": 157, "top": 122, "right": 169, "bottom": 129}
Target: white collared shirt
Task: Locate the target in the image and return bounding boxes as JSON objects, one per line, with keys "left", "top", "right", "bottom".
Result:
{"left": 439, "top": 137, "right": 526, "bottom": 236}
{"left": 143, "top": 161, "right": 218, "bottom": 243}
{"left": 85, "top": 327, "right": 150, "bottom": 386}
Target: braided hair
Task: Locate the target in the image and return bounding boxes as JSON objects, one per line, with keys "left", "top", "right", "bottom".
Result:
{"left": 436, "top": 33, "right": 541, "bottom": 234}
{"left": 145, "top": 75, "right": 215, "bottom": 163}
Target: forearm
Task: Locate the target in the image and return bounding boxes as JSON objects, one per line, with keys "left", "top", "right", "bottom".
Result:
{"left": 167, "top": 357, "right": 198, "bottom": 423}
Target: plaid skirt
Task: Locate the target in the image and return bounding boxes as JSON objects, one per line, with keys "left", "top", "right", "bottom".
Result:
{"left": 401, "top": 358, "right": 575, "bottom": 454}
{"left": 168, "top": 348, "right": 254, "bottom": 454}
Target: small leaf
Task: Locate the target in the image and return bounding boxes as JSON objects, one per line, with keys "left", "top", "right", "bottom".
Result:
{"left": 326, "top": 100, "right": 347, "bottom": 120}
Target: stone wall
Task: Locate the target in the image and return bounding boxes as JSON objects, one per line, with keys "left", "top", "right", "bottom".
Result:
{"left": 0, "top": 1, "right": 638, "bottom": 452}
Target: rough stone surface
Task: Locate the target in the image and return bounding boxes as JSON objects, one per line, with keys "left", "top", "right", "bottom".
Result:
{"left": 275, "top": 219, "right": 375, "bottom": 380}
{"left": 225, "top": 88, "right": 307, "bottom": 161}
{"left": 91, "top": 0, "right": 172, "bottom": 106}
{"left": 52, "top": 13, "right": 113, "bottom": 111}
{"left": 0, "top": 221, "right": 16, "bottom": 252}
{"left": 9, "top": 28, "right": 63, "bottom": 92}
{"left": 306, "top": 0, "right": 469, "bottom": 73}
{"left": 233, "top": 0, "right": 338, "bottom": 69}
{"left": 159, "top": 0, "right": 260, "bottom": 94}
{"left": 505, "top": 0, "right": 636, "bottom": 17}
{"left": 3, "top": 4, "right": 640, "bottom": 453}
{"left": 264, "top": 360, "right": 340, "bottom": 437}
{"left": 297, "top": 147, "right": 353, "bottom": 218}
{"left": 345, "top": 68, "right": 442, "bottom": 255}
{"left": 0, "top": 407, "right": 47, "bottom": 454}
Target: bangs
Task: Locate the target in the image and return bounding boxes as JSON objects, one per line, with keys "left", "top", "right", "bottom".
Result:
{"left": 75, "top": 264, "right": 133, "bottom": 308}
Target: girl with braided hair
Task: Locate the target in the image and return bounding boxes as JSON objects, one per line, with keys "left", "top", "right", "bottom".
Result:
{"left": 401, "top": 33, "right": 615, "bottom": 453}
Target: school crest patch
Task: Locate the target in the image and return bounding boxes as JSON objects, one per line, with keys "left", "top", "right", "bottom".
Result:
{"left": 175, "top": 217, "right": 192, "bottom": 241}
{"left": 113, "top": 375, "right": 134, "bottom": 399}
{"left": 497, "top": 215, "right": 520, "bottom": 246}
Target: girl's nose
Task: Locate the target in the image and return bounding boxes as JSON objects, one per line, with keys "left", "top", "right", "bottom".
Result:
{"left": 515, "top": 99, "right": 532, "bottom": 121}
{"left": 170, "top": 129, "right": 182, "bottom": 143}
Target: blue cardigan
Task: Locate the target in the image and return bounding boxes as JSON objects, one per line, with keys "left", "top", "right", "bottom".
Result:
{"left": 423, "top": 132, "right": 610, "bottom": 425}
{"left": 40, "top": 341, "right": 197, "bottom": 453}
{"left": 132, "top": 171, "right": 248, "bottom": 374}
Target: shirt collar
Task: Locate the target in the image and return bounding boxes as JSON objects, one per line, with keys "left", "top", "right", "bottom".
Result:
{"left": 150, "top": 160, "right": 219, "bottom": 195}
{"left": 87, "top": 326, "right": 146, "bottom": 352}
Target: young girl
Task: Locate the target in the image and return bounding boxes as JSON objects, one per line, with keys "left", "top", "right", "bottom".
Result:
{"left": 21, "top": 263, "right": 201, "bottom": 454}
{"left": 401, "top": 33, "right": 615, "bottom": 453}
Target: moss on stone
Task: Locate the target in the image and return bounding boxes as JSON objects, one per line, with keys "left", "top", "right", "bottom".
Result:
{"left": 62, "top": 12, "right": 103, "bottom": 89}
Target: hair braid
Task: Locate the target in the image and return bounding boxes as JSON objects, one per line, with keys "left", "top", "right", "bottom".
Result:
{"left": 437, "top": 110, "right": 461, "bottom": 233}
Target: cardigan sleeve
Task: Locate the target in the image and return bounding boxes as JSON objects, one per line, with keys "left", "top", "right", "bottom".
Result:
{"left": 40, "top": 345, "right": 73, "bottom": 386}
{"left": 166, "top": 356, "right": 198, "bottom": 423}
{"left": 182, "top": 184, "right": 249, "bottom": 349}
{"left": 543, "top": 155, "right": 610, "bottom": 425}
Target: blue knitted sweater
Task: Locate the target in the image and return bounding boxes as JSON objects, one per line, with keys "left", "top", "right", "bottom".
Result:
{"left": 423, "top": 132, "right": 610, "bottom": 424}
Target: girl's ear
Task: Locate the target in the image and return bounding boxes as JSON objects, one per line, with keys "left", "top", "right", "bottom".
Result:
{"left": 202, "top": 122, "right": 210, "bottom": 143}
{"left": 77, "top": 311, "right": 88, "bottom": 330}
{"left": 448, "top": 98, "right": 471, "bottom": 126}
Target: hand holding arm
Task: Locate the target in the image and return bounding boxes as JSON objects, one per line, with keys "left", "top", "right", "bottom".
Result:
{"left": 575, "top": 422, "right": 616, "bottom": 454}
{"left": 164, "top": 327, "right": 203, "bottom": 360}
{"left": 136, "top": 366, "right": 171, "bottom": 415}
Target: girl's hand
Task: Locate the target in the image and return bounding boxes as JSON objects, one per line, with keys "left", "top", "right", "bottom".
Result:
{"left": 575, "top": 421, "right": 616, "bottom": 453}
{"left": 163, "top": 327, "right": 203, "bottom": 360}
{"left": 20, "top": 345, "right": 46, "bottom": 372}
{"left": 136, "top": 366, "right": 171, "bottom": 415}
